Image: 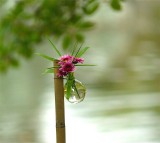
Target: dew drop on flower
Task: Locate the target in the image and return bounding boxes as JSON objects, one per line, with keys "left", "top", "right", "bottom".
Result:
{"left": 64, "top": 79, "right": 86, "bottom": 104}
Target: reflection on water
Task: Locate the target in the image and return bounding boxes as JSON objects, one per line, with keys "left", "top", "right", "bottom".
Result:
{"left": 0, "top": 61, "right": 160, "bottom": 143}
{"left": 41, "top": 89, "right": 160, "bottom": 143}
{"left": 0, "top": 61, "right": 45, "bottom": 143}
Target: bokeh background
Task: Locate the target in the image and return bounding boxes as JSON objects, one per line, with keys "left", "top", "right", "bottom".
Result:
{"left": 0, "top": 0, "right": 160, "bottom": 143}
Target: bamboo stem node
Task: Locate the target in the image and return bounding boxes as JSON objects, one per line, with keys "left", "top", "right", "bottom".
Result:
{"left": 56, "top": 122, "right": 65, "bottom": 128}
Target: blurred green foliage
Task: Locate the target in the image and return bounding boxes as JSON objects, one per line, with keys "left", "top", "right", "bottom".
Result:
{"left": 0, "top": 0, "right": 123, "bottom": 72}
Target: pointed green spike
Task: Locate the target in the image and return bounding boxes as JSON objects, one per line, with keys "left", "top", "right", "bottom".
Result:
{"left": 76, "top": 47, "right": 90, "bottom": 57}
{"left": 48, "top": 39, "right": 62, "bottom": 57}
{"left": 35, "top": 53, "right": 55, "bottom": 61}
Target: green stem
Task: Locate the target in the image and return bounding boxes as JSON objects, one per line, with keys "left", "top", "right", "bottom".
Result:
{"left": 66, "top": 73, "right": 75, "bottom": 99}
{"left": 73, "top": 80, "right": 80, "bottom": 99}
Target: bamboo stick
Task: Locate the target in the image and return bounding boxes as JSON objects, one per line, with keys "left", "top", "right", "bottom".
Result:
{"left": 54, "top": 60, "right": 66, "bottom": 143}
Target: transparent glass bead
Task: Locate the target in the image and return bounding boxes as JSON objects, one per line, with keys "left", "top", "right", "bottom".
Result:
{"left": 64, "top": 79, "right": 86, "bottom": 104}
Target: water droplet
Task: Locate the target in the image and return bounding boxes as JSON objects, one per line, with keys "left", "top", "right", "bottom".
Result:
{"left": 64, "top": 79, "right": 86, "bottom": 104}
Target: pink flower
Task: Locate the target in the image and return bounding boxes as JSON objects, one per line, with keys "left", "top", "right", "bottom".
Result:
{"left": 57, "top": 69, "right": 68, "bottom": 77}
{"left": 61, "top": 62, "right": 75, "bottom": 73}
{"left": 73, "top": 57, "right": 84, "bottom": 64}
{"left": 59, "top": 54, "right": 73, "bottom": 63}
{"left": 57, "top": 54, "right": 85, "bottom": 77}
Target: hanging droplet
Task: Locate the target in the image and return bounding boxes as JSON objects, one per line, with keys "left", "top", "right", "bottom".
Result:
{"left": 64, "top": 79, "right": 86, "bottom": 104}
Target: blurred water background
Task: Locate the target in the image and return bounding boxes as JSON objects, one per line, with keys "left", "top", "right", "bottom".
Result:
{"left": 0, "top": 0, "right": 160, "bottom": 143}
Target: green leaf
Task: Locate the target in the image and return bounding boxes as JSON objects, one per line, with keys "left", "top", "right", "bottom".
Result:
{"left": 66, "top": 73, "right": 75, "bottom": 99}
{"left": 75, "top": 33, "right": 84, "bottom": 43}
{"left": 35, "top": 53, "right": 55, "bottom": 61}
{"left": 48, "top": 39, "right": 62, "bottom": 57}
{"left": 110, "top": 0, "right": 121, "bottom": 11}
{"left": 66, "top": 79, "right": 73, "bottom": 99}
{"left": 11, "top": 58, "right": 19, "bottom": 67}
{"left": 76, "top": 47, "right": 90, "bottom": 57}
{"left": 78, "top": 21, "right": 94, "bottom": 29}
{"left": 83, "top": 3, "right": 99, "bottom": 15}
{"left": 42, "top": 66, "right": 59, "bottom": 74}
{"left": 43, "top": 68, "right": 54, "bottom": 74}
